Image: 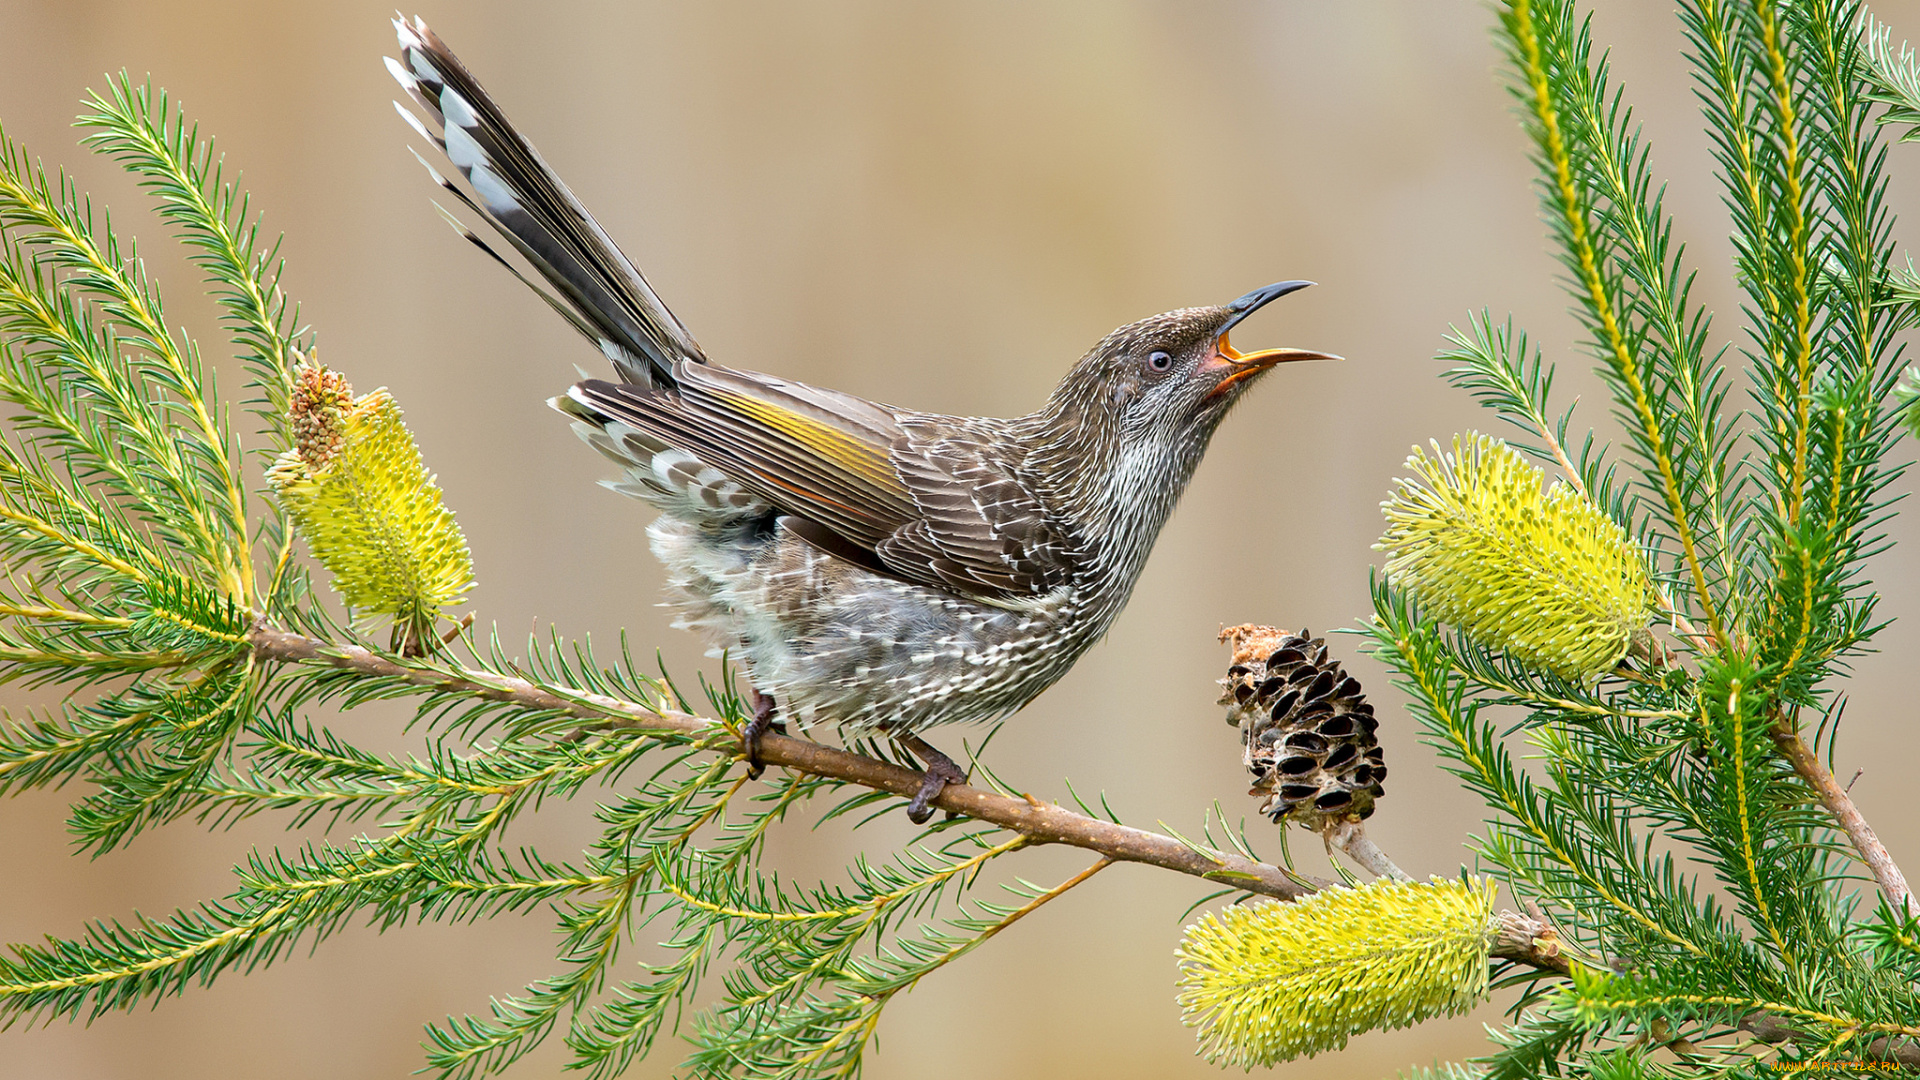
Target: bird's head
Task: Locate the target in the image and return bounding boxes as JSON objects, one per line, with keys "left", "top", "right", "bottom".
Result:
{"left": 1041, "top": 280, "right": 1334, "bottom": 471}
{"left": 1028, "top": 280, "right": 1334, "bottom": 570}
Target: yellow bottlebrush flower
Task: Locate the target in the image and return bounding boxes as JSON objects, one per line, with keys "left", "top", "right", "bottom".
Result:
{"left": 1176, "top": 877, "right": 1497, "bottom": 1068}
{"left": 1377, "top": 432, "right": 1650, "bottom": 680}
{"left": 269, "top": 358, "right": 474, "bottom": 654}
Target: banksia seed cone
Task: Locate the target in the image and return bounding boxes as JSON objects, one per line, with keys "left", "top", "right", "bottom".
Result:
{"left": 1219, "top": 625, "right": 1384, "bottom": 824}
{"left": 269, "top": 355, "right": 474, "bottom": 654}
{"left": 1176, "top": 877, "right": 1498, "bottom": 1066}
{"left": 1377, "top": 432, "right": 1651, "bottom": 681}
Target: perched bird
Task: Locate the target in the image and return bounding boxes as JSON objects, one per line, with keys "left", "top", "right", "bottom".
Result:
{"left": 388, "top": 17, "right": 1335, "bottom": 822}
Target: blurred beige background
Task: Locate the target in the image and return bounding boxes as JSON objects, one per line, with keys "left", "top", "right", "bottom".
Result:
{"left": 3, "top": 1, "right": 1918, "bottom": 1077}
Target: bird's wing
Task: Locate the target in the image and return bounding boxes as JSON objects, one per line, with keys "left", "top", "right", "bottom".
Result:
{"left": 878, "top": 418, "right": 1074, "bottom": 600}
{"left": 563, "top": 372, "right": 1070, "bottom": 603}
{"left": 388, "top": 17, "right": 703, "bottom": 387}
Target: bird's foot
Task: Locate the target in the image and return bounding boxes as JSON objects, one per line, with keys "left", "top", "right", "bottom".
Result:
{"left": 742, "top": 690, "right": 785, "bottom": 780}
{"left": 899, "top": 735, "right": 968, "bottom": 825}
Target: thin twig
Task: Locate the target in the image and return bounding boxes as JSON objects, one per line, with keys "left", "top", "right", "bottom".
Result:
{"left": 1321, "top": 817, "right": 1412, "bottom": 882}
{"left": 876, "top": 855, "right": 1114, "bottom": 995}
{"left": 438, "top": 612, "right": 475, "bottom": 646}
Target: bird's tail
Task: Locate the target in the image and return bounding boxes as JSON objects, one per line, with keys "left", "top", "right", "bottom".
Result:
{"left": 387, "top": 15, "right": 704, "bottom": 387}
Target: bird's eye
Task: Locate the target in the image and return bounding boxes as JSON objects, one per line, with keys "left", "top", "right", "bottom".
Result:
{"left": 1146, "top": 350, "right": 1173, "bottom": 373}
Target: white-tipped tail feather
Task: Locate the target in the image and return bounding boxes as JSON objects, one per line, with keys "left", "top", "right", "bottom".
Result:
{"left": 388, "top": 15, "right": 704, "bottom": 388}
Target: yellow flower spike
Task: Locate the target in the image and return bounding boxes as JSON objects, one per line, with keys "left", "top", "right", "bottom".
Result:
{"left": 1176, "top": 877, "right": 1498, "bottom": 1068}
{"left": 1377, "top": 432, "right": 1651, "bottom": 680}
{"left": 269, "top": 356, "right": 474, "bottom": 654}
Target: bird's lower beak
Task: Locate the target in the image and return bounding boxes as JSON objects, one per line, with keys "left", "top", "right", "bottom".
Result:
{"left": 1199, "top": 333, "right": 1340, "bottom": 400}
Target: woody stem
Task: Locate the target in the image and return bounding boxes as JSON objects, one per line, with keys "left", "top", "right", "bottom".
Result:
{"left": 246, "top": 617, "right": 1913, "bottom": 1055}
{"left": 1769, "top": 714, "right": 1916, "bottom": 918}
{"left": 250, "top": 627, "right": 1315, "bottom": 898}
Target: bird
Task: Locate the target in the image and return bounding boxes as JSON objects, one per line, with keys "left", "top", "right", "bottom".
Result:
{"left": 386, "top": 16, "right": 1336, "bottom": 823}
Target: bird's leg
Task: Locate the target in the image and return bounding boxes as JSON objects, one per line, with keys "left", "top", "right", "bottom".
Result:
{"left": 898, "top": 734, "right": 968, "bottom": 825}
{"left": 741, "top": 689, "right": 784, "bottom": 780}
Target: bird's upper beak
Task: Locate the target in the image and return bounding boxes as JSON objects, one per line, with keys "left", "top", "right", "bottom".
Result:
{"left": 1198, "top": 280, "right": 1340, "bottom": 401}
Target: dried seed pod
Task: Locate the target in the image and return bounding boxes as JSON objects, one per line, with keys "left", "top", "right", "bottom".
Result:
{"left": 1219, "top": 625, "right": 1384, "bottom": 825}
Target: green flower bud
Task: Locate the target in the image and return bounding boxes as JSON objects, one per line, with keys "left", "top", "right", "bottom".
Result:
{"left": 269, "top": 358, "right": 473, "bottom": 654}
{"left": 1377, "top": 433, "right": 1651, "bottom": 680}
{"left": 1176, "top": 877, "right": 1497, "bottom": 1067}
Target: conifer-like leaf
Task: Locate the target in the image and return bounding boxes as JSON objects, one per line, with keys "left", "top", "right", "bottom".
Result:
{"left": 1864, "top": 15, "right": 1920, "bottom": 143}
{"left": 1895, "top": 364, "right": 1920, "bottom": 439}
{"left": 1176, "top": 877, "right": 1497, "bottom": 1067}
{"left": 268, "top": 359, "right": 472, "bottom": 653}
{"left": 2, "top": 6, "right": 1917, "bottom": 1076}
{"left": 1378, "top": 433, "right": 1651, "bottom": 680}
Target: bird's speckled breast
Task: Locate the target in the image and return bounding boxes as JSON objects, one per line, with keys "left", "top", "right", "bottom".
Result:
{"left": 649, "top": 515, "right": 1094, "bottom": 737}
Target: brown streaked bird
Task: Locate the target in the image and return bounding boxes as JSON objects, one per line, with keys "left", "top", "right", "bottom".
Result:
{"left": 387, "top": 16, "right": 1337, "bottom": 822}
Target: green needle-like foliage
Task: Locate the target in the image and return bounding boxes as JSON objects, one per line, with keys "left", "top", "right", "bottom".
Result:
{"left": 0, "top": 77, "right": 263, "bottom": 850}
{"left": 0, "top": 73, "right": 1165, "bottom": 1079}
{"left": 1364, "top": 0, "right": 1920, "bottom": 1074}
{"left": 3, "top": 5, "right": 1919, "bottom": 1078}
{"left": 1895, "top": 363, "right": 1920, "bottom": 436}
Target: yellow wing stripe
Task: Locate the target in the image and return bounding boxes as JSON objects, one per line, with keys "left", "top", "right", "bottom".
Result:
{"left": 723, "top": 394, "right": 903, "bottom": 493}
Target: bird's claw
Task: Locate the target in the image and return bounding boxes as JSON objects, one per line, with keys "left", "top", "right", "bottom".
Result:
{"left": 900, "top": 735, "right": 968, "bottom": 824}
{"left": 742, "top": 690, "right": 783, "bottom": 780}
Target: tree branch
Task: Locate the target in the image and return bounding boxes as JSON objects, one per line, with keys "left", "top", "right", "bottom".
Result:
{"left": 248, "top": 628, "right": 1321, "bottom": 900}
{"left": 1739, "top": 1011, "right": 1920, "bottom": 1068}
{"left": 250, "top": 621, "right": 1904, "bottom": 1056}
{"left": 237, "top": 628, "right": 1645, "bottom": 980}
{"left": 1769, "top": 716, "right": 1916, "bottom": 918}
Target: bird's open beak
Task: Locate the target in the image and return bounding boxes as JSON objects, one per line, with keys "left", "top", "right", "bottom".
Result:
{"left": 1198, "top": 280, "right": 1340, "bottom": 400}
{"left": 1201, "top": 338, "right": 1339, "bottom": 399}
